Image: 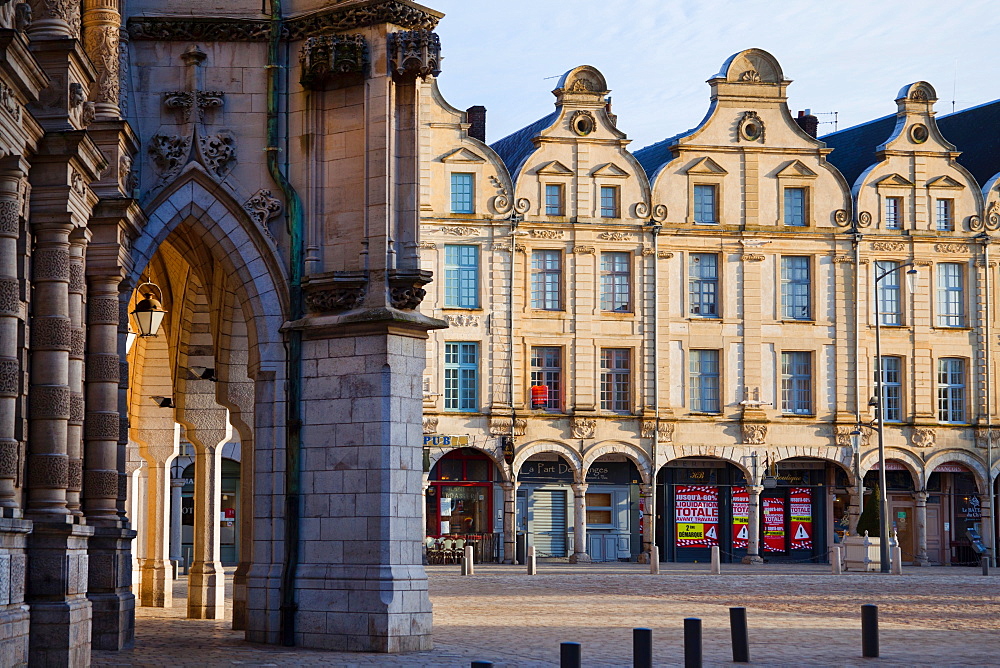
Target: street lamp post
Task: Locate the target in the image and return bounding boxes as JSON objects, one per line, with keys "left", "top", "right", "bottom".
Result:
{"left": 871, "top": 261, "right": 918, "bottom": 573}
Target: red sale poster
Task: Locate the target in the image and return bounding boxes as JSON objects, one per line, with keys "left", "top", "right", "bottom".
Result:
{"left": 789, "top": 487, "right": 813, "bottom": 550}
{"left": 731, "top": 487, "right": 749, "bottom": 549}
{"left": 675, "top": 485, "right": 719, "bottom": 548}
{"left": 762, "top": 497, "right": 785, "bottom": 553}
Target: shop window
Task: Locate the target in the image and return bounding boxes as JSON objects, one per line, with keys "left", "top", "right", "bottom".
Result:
{"left": 937, "top": 262, "right": 964, "bottom": 327}
{"left": 545, "top": 183, "right": 564, "bottom": 216}
{"left": 530, "top": 250, "right": 562, "bottom": 310}
{"left": 444, "top": 244, "right": 479, "bottom": 308}
{"left": 781, "top": 351, "right": 812, "bottom": 415}
{"left": 586, "top": 492, "right": 614, "bottom": 525}
{"left": 450, "top": 172, "right": 474, "bottom": 214}
{"left": 784, "top": 187, "right": 806, "bottom": 226}
{"left": 937, "top": 357, "right": 966, "bottom": 423}
{"left": 600, "top": 252, "right": 631, "bottom": 312}
{"left": 780, "top": 256, "right": 811, "bottom": 320}
{"left": 876, "top": 260, "right": 902, "bottom": 325}
{"left": 688, "top": 253, "right": 719, "bottom": 317}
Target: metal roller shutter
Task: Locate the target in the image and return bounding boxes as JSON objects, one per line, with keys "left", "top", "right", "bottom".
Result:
{"left": 532, "top": 489, "right": 567, "bottom": 557}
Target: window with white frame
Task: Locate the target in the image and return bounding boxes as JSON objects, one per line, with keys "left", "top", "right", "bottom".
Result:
{"left": 600, "top": 348, "right": 630, "bottom": 413}
{"left": 600, "top": 252, "right": 631, "bottom": 312}
{"left": 450, "top": 172, "right": 474, "bottom": 214}
{"left": 885, "top": 196, "right": 902, "bottom": 229}
{"left": 693, "top": 184, "right": 718, "bottom": 224}
{"left": 937, "top": 357, "right": 965, "bottom": 423}
{"left": 781, "top": 256, "right": 811, "bottom": 320}
{"left": 443, "top": 342, "right": 478, "bottom": 411}
{"left": 936, "top": 198, "right": 953, "bottom": 231}
{"left": 784, "top": 187, "right": 806, "bottom": 226}
{"left": 444, "top": 244, "right": 479, "bottom": 308}
{"left": 689, "top": 349, "right": 721, "bottom": 413}
{"left": 689, "top": 253, "right": 719, "bottom": 317}
{"left": 530, "top": 346, "right": 562, "bottom": 410}
{"left": 937, "top": 262, "right": 964, "bottom": 327}
{"left": 875, "top": 356, "right": 902, "bottom": 422}
{"left": 781, "top": 351, "right": 812, "bottom": 415}
{"left": 600, "top": 185, "right": 619, "bottom": 218}
{"left": 545, "top": 184, "right": 564, "bottom": 216}
{"left": 530, "top": 250, "right": 562, "bottom": 310}
{"left": 876, "top": 260, "right": 902, "bottom": 325}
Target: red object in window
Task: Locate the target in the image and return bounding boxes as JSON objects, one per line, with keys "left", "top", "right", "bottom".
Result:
{"left": 530, "top": 384, "right": 548, "bottom": 408}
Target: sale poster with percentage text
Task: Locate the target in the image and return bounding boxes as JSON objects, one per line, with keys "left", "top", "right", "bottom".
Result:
{"left": 762, "top": 497, "right": 785, "bottom": 553}
{"left": 731, "top": 487, "right": 749, "bottom": 549}
{"left": 789, "top": 487, "right": 813, "bottom": 550}
{"left": 675, "top": 485, "right": 719, "bottom": 547}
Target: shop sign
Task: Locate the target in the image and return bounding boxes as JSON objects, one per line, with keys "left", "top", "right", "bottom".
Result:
{"left": 868, "top": 461, "right": 907, "bottom": 471}
{"left": 762, "top": 497, "right": 785, "bottom": 553}
{"left": 789, "top": 487, "right": 812, "bottom": 550}
{"left": 675, "top": 485, "right": 718, "bottom": 547}
{"left": 424, "top": 435, "right": 470, "bottom": 447}
{"left": 960, "top": 495, "right": 982, "bottom": 519}
{"left": 519, "top": 460, "right": 574, "bottom": 482}
{"left": 731, "top": 487, "right": 749, "bottom": 549}
{"left": 933, "top": 462, "right": 970, "bottom": 474}
{"left": 585, "top": 462, "right": 633, "bottom": 485}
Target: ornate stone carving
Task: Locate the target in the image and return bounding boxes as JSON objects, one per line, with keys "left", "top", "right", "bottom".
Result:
{"left": 834, "top": 425, "right": 869, "bottom": 448}
{"left": 68, "top": 81, "right": 85, "bottom": 107}
{"left": 652, "top": 204, "right": 668, "bottom": 221}
{"left": 739, "top": 69, "right": 761, "bottom": 82}
{"left": 305, "top": 287, "right": 365, "bottom": 313}
{"left": 0, "top": 438, "right": 17, "bottom": 477}
{"left": 128, "top": 3, "right": 441, "bottom": 41}
{"left": 31, "top": 317, "right": 71, "bottom": 349}
{"left": 243, "top": 189, "right": 283, "bottom": 240}
{"left": 69, "top": 329, "right": 84, "bottom": 358}
{"left": 85, "top": 353, "right": 120, "bottom": 383}
{"left": 572, "top": 245, "right": 596, "bottom": 254}
{"left": 85, "top": 412, "right": 120, "bottom": 440}
{"left": 299, "top": 34, "right": 368, "bottom": 88}
{"left": 741, "top": 253, "right": 765, "bottom": 262}
{"left": 388, "top": 274, "right": 428, "bottom": 310}
{"left": 440, "top": 226, "right": 480, "bottom": 237}
{"left": 529, "top": 229, "right": 563, "bottom": 239}
{"left": 832, "top": 255, "right": 853, "bottom": 264}
{"left": 87, "top": 296, "right": 120, "bottom": 325}
{"left": 834, "top": 209, "right": 850, "bottom": 226}
{"left": 28, "top": 454, "right": 68, "bottom": 488}
{"left": 488, "top": 417, "right": 526, "bottom": 437}
{"left": 570, "top": 110, "right": 596, "bottom": 136}
{"left": 737, "top": 110, "right": 765, "bottom": 143}
{"left": 422, "top": 417, "right": 438, "bottom": 434}
{"left": 83, "top": 469, "right": 119, "bottom": 498}
{"left": 857, "top": 211, "right": 872, "bottom": 227}
{"left": 0, "top": 358, "right": 17, "bottom": 396}
{"left": 571, "top": 418, "right": 597, "bottom": 439}
{"left": 741, "top": 423, "right": 767, "bottom": 445}
{"left": 598, "top": 231, "right": 632, "bottom": 241}
{"left": 0, "top": 278, "right": 19, "bottom": 315}
{"left": 642, "top": 420, "right": 674, "bottom": 443}
{"left": 514, "top": 198, "right": 530, "bottom": 214}
{"left": 934, "top": 243, "right": 969, "bottom": 253}
{"left": 83, "top": 21, "right": 120, "bottom": 108}
{"left": 198, "top": 131, "right": 237, "bottom": 179}
{"left": 0, "top": 200, "right": 18, "bottom": 237}
{"left": 148, "top": 134, "right": 191, "bottom": 180}
{"left": 870, "top": 241, "right": 905, "bottom": 252}
{"left": 30, "top": 385, "right": 70, "bottom": 419}
{"left": 69, "top": 393, "right": 84, "bottom": 424}
{"left": 67, "top": 458, "right": 82, "bottom": 490}
{"left": 910, "top": 428, "right": 935, "bottom": 448}
{"left": 388, "top": 30, "right": 441, "bottom": 79}
{"left": 969, "top": 215, "right": 984, "bottom": 232}
{"left": 443, "top": 314, "right": 479, "bottom": 327}
{"left": 417, "top": 241, "right": 436, "bottom": 250}
{"left": 489, "top": 175, "right": 512, "bottom": 213}
{"left": 634, "top": 202, "right": 649, "bottom": 218}
{"left": 68, "top": 262, "right": 85, "bottom": 293}
{"left": 163, "top": 89, "right": 225, "bottom": 124}
{"left": 987, "top": 201, "right": 1000, "bottom": 231}
{"left": 33, "top": 247, "right": 69, "bottom": 281}
{"left": 657, "top": 251, "right": 673, "bottom": 259}
{"left": 975, "top": 428, "right": 999, "bottom": 450}
{"left": 0, "top": 82, "right": 21, "bottom": 122}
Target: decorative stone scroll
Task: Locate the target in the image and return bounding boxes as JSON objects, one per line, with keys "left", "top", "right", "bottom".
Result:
{"left": 242, "top": 189, "right": 283, "bottom": 241}
{"left": 834, "top": 209, "right": 850, "bottom": 226}
{"left": 443, "top": 314, "right": 479, "bottom": 327}
{"left": 163, "top": 89, "right": 225, "bottom": 124}
{"left": 910, "top": 428, "right": 935, "bottom": 448}
{"left": 834, "top": 425, "right": 869, "bottom": 448}
{"left": 870, "top": 241, "right": 905, "bottom": 252}
{"left": 440, "top": 226, "right": 480, "bottom": 237}
{"left": 571, "top": 418, "right": 597, "bottom": 439}
{"left": 0, "top": 83, "right": 21, "bottom": 122}
{"left": 598, "top": 231, "right": 632, "bottom": 241}
{"left": 857, "top": 211, "right": 872, "bottom": 227}
{"left": 299, "top": 34, "right": 368, "bottom": 88}
{"left": 572, "top": 246, "right": 596, "bottom": 254}
{"left": 488, "top": 417, "right": 526, "bottom": 437}
{"left": 529, "top": 229, "right": 563, "bottom": 239}
{"left": 741, "top": 423, "right": 767, "bottom": 445}
{"left": 388, "top": 30, "right": 441, "bottom": 80}
{"left": 641, "top": 420, "right": 674, "bottom": 443}
{"left": 934, "top": 243, "right": 969, "bottom": 253}
{"left": 741, "top": 253, "right": 765, "bottom": 262}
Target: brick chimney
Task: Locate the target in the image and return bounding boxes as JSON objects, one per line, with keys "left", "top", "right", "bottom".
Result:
{"left": 795, "top": 109, "right": 819, "bottom": 138}
{"left": 466, "top": 105, "right": 486, "bottom": 142}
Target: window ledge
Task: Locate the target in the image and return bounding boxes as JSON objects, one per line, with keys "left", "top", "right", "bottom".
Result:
{"left": 687, "top": 316, "right": 723, "bottom": 321}
{"left": 442, "top": 307, "right": 483, "bottom": 312}
{"left": 932, "top": 326, "right": 972, "bottom": 332}
{"left": 779, "top": 319, "right": 815, "bottom": 324}
{"left": 780, "top": 413, "right": 815, "bottom": 419}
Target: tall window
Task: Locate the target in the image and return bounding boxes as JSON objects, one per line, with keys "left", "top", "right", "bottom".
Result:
{"left": 935, "top": 198, "right": 953, "bottom": 231}
{"left": 937, "top": 262, "right": 964, "bottom": 327}
{"left": 780, "top": 256, "right": 811, "bottom": 320}
{"left": 600, "top": 348, "right": 630, "bottom": 413}
{"left": 937, "top": 357, "right": 965, "bottom": 423}
{"left": 545, "top": 184, "right": 564, "bottom": 216}
{"left": 784, "top": 187, "right": 806, "bottom": 226}
{"left": 781, "top": 351, "right": 812, "bottom": 415}
{"left": 885, "top": 197, "right": 902, "bottom": 229}
{"left": 693, "top": 185, "right": 717, "bottom": 224}
{"left": 530, "top": 250, "right": 562, "bottom": 310}
{"left": 530, "top": 346, "right": 562, "bottom": 411}
{"left": 444, "top": 342, "right": 478, "bottom": 411}
{"left": 689, "top": 253, "right": 719, "bottom": 317}
{"left": 450, "top": 172, "right": 474, "bottom": 214}
{"left": 875, "top": 356, "right": 902, "bottom": 422}
{"left": 600, "top": 252, "right": 631, "bottom": 312}
{"left": 444, "top": 245, "right": 479, "bottom": 308}
{"left": 876, "top": 260, "right": 902, "bottom": 325}
{"left": 600, "top": 186, "right": 619, "bottom": 218}
{"left": 689, "top": 349, "right": 720, "bottom": 413}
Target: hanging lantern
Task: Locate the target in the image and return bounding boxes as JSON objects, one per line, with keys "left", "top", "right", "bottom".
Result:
{"left": 131, "top": 281, "right": 167, "bottom": 338}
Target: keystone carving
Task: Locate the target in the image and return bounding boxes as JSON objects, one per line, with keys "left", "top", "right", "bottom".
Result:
{"left": 571, "top": 418, "right": 597, "bottom": 439}
{"left": 299, "top": 34, "right": 368, "bottom": 87}
{"left": 741, "top": 423, "right": 767, "bottom": 445}
{"left": 388, "top": 30, "right": 441, "bottom": 80}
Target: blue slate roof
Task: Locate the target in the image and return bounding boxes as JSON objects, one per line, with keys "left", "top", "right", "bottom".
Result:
{"left": 489, "top": 111, "right": 559, "bottom": 182}
{"left": 633, "top": 129, "right": 695, "bottom": 181}
{"left": 821, "top": 114, "right": 897, "bottom": 189}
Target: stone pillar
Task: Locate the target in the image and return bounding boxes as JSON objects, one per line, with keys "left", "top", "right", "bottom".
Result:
{"left": 980, "top": 491, "right": 994, "bottom": 570}
{"left": 137, "top": 426, "right": 178, "bottom": 608}
{"left": 569, "top": 482, "right": 590, "bottom": 563}
{"left": 82, "top": 0, "right": 122, "bottom": 121}
{"left": 639, "top": 483, "right": 654, "bottom": 562}
{"left": 125, "top": 458, "right": 143, "bottom": 593}
{"left": 847, "top": 484, "right": 862, "bottom": 535}
{"left": 913, "top": 491, "right": 929, "bottom": 566}
{"left": 169, "top": 477, "right": 183, "bottom": 567}
{"left": 27, "top": 0, "right": 81, "bottom": 39}
{"left": 187, "top": 440, "right": 225, "bottom": 619}
{"left": 0, "top": 170, "right": 22, "bottom": 509}
{"left": 742, "top": 485, "right": 764, "bottom": 564}
{"left": 66, "top": 232, "right": 87, "bottom": 517}
{"left": 502, "top": 481, "right": 516, "bottom": 564}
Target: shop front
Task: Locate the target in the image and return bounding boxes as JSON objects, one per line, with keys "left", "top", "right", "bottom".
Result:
{"left": 864, "top": 460, "right": 919, "bottom": 562}
{"left": 425, "top": 447, "right": 503, "bottom": 562}
{"left": 584, "top": 456, "right": 641, "bottom": 562}
{"left": 928, "top": 462, "right": 983, "bottom": 565}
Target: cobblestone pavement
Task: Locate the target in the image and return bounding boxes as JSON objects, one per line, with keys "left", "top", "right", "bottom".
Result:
{"left": 93, "top": 562, "right": 1000, "bottom": 667}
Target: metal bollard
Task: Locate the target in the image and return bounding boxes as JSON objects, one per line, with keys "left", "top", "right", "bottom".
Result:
{"left": 465, "top": 545, "right": 475, "bottom": 576}
{"left": 560, "top": 641, "right": 581, "bottom": 668}
{"left": 861, "top": 604, "right": 879, "bottom": 658}
{"left": 710, "top": 546, "right": 721, "bottom": 574}
{"left": 649, "top": 546, "right": 660, "bottom": 574}
{"left": 729, "top": 607, "right": 749, "bottom": 663}
{"left": 471, "top": 662, "right": 493, "bottom": 668}
{"left": 527, "top": 545, "right": 537, "bottom": 575}
{"left": 983, "top": 556, "right": 990, "bottom": 576}
{"left": 684, "top": 617, "right": 702, "bottom": 668}
{"left": 633, "top": 627, "right": 652, "bottom": 668}
{"left": 831, "top": 546, "right": 842, "bottom": 575}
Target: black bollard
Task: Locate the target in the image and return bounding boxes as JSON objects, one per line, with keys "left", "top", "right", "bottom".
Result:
{"left": 730, "top": 607, "right": 750, "bottom": 663}
{"left": 633, "top": 627, "right": 652, "bottom": 668}
{"left": 861, "top": 604, "right": 879, "bottom": 658}
{"left": 983, "top": 556, "right": 990, "bottom": 576}
{"left": 560, "top": 641, "right": 582, "bottom": 668}
{"left": 471, "top": 662, "right": 493, "bottom": 668}
{"left": 684, "top": 617, "right": 702, "bottom": 668}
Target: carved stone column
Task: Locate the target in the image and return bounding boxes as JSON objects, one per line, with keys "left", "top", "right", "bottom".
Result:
{"left": 0, "top": 170, "right": 22, "bottom": 510}
{"left": 169, "top": 477, "right": 183, "bottom": 567}
{"left": 27, "top": 0, "right": 81, "bottom": 39}
{"left": 82, "top": 0, "right": 121, "bottom": 120}
{"left": 137, "top": 427, "right": 178, "bottom": 608}
{"left": 187, "top": 439, "right": 225, "bottom": 619}
{"left": 741, "top": 485, "right": 764, "bottom": 564}
{"left": 502, "top": 481, "right": 516, "bottom": 564}
{"left": 569, "top": 482, "right": 590, "bottom": 563}
{"left": 913, "top": 491, "right": 929, "bottom": 566}
{"left": 66, "top": 231, "right": 88, "bottom": 517}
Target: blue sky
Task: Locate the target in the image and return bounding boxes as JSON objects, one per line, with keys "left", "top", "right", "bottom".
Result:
{"left": 429, "top": 0, "right": 996, "bottom": 149}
